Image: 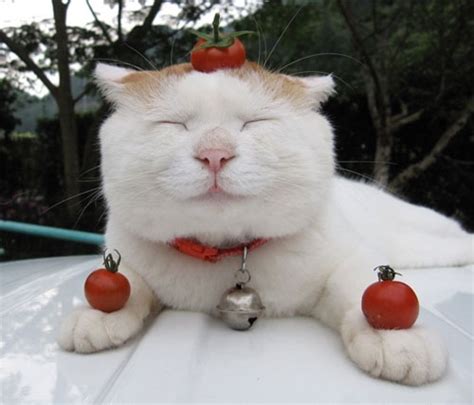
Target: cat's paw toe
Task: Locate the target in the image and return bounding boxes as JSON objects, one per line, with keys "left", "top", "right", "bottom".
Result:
{"left": 57, "top": 308, "right": 84, "bottom": 352}
{"left": 102, "top": 310, "right": 142, "bottom": 346}
{"left": 57, "top": 307, "right": 141, "bottom": 353}
{"left": 341, "top": 308, "right": 448, "bottom": 385}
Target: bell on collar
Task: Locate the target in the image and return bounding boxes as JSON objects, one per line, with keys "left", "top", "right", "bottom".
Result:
{"left": 216, "top": 246, "right": 265, "bottom": 330}
{"left": 217, "top": 284, "right": 265, "bottom": 330}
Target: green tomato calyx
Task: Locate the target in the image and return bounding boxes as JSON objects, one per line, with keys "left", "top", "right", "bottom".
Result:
{"left": 103, "top": 249, "right": 121, "bottom": 273}
{"left": 374, "top": 265, "right": 401, "bottom": 281}
{"left": 190, "top": 13, "right": 253, "bottom": 50}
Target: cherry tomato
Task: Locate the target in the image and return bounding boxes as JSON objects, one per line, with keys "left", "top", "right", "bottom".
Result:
{"left": 84, "top": 250, "right": 130, "bottom": 313}
{"left": 189, "top": 13, "right": 252, "bottom": 73}
{"left": 191, "top": 37, "right": 246, "bottom": 73}
{"left": 361, "top": 265, "right": 419, "bottom": 329}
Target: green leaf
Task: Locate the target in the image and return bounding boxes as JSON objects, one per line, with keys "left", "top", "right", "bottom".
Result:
{"left": 189, "top": 29, "right": 213, "bottom": 42}
{"left": 194, "top": 36, "right": 235, "bottom": 50}
{"left": 227, "top": 30, "right": 255, "bottom": 38}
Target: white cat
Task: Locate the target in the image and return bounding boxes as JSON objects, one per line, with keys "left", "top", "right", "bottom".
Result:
{"left": 58, "top": 62, "right": 473, "bottom": 386}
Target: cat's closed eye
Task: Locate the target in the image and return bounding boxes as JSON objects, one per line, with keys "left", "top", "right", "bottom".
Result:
{"left": 241, "top": 118, "right": 273, "bottom": 131}
{"left": 156, "top": 121, "right": 188, "bottom": 130}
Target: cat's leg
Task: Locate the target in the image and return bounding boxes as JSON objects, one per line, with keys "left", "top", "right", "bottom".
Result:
{"left": 335, "top": 178, "right": 473, "bottom": 267}
{"left": 386, "top": 232, "right": 474, "bottom": 268}
{"left": 57, "top": 265, "right": 159, "bottom": 353}
{"left": 312, "top": 250, "right": 448, "bottom": 386}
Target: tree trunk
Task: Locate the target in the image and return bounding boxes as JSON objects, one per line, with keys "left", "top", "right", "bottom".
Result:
{"left": 337, "top": 0, "right": 394, "bottom": 186}
{"left": 364, "top": 74, "right": 392, "bottom": 185}
{"left": 373, "top": 126, "right": 392, "bottom": 185}
{"left": 52, "top": 0, "right": 80, "bottom": 220}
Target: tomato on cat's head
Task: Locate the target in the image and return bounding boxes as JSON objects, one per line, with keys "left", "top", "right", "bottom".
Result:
{"left": 189, "top": 13, "right": 251, "bottom": 73}
{"left": 95, "top": 62, "right": 335, "bottom": 244}
{"left": 191, "top": 37, "right": 246, "bottom": 73}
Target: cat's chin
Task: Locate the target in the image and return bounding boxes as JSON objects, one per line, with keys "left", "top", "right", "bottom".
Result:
{"left": 190, "top": 189, "right": 247, "bottom": 203}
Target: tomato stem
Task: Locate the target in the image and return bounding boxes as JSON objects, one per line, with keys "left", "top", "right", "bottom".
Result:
{"left": 374, "top": 265, "right": 401, "bottom": 281}
{"left": 212, "top": 13, "right": 220, "bottom": 43}
{"left": 189, "top": 13, "right": 253, "bottom": 51}
{"left": 103, "top": 249, "right": 121, "bottom": 273}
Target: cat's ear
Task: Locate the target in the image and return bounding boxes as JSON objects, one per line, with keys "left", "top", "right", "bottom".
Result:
{"left": 94, "top": 63, "right": 135, "bottom": 104}
{"left": 288, "top": 75, "right": 335, "bottom": 109}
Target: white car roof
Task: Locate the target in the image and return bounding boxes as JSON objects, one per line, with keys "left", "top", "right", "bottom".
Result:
{"left": 1, "top": 256, "right": 472, "bottom": 403}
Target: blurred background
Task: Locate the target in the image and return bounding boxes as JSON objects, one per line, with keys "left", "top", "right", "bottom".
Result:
{"left": 0, "top": 0, "right": 473, "bottom": 261}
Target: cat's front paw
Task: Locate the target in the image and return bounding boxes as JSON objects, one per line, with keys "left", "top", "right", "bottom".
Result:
{"left": 57, "top": 307, "right": 142, "bottom": 353}
{"left": 341, "top": 308, "right": 448, "bottom": 385}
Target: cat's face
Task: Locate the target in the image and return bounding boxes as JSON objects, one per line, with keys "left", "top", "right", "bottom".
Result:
{"left": 97, "top": 62, "right": 335, "bottom": 244}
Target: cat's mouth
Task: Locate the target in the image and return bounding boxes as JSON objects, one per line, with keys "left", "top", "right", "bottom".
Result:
{"left": 191, "top": 177, "right": 245, "bottom": 201}
{"left": 209, "top": 182, "right": 223, "bottom": 193}
{"left": 193, "top": 188, "right": 244, "bottom": 202}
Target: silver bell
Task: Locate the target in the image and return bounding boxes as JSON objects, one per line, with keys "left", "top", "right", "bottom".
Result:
{"left": 216, "top": 246, "right": 265, "bottom": 330}
{"left": 217, "top": 285, "right": 265, "bottom": 330}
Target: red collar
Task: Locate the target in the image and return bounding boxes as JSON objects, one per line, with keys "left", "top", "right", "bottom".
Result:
{"left": 169, "top": 237, "right": 269, "bottom": 263}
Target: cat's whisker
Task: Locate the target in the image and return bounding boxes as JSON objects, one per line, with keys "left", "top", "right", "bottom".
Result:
{"left": 339, "top": 160, "right": 398, "bottom": 166}
{"left": 80, "top": 164, "right": 101, "bottom": 176}
{"left": 79, "top": 165, "right": 100, "bottom": 178}
{"left": 263, "top": 4, "right": 305, "bottom": 68}
{"left": 250, "top": 14, "right": 263, "bottom": 66}
{"left": 275, "top": 52, "right": 365, "bottom": 74}
{"left": 336, "top": 167, "right": 388, "bottom": 191}
{"left": 260, "top": 17, "right": 268, "bottom": 64}
{"left": 73, "top": 189, "right": 104, "bottom": 229}
{"left": 98, "top": 213, "right": 107, "bottom": 224}
{"left": 103, "top": 168, "right": 168, "bottom": 185}
{"left": 122, "top": 42, "right": 158, "bottom": 70}
{"left": 169, "top": 34, "right": 177, "bottom": 66}
{"left": 41, "top": 187, "right": 101, "bottom": 215}
{"left": 107, "top": 174, "right": 161, "bottom": 186}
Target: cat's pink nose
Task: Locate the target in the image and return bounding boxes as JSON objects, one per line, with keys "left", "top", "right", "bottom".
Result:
{"left": 196, "top": 149, "right": 235, "bottom": 173}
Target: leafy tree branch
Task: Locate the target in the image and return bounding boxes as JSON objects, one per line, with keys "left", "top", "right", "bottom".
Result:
{"left": 85, "top": 0, "right": 114, "bottom": 45}
{"left": 390, "top": 96, "right": 474, "bottom": 190}
{"left": 0, "top": 29, "right": 58, "bottom": 98}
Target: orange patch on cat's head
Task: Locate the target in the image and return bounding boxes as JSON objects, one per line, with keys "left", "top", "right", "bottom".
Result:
{"left": 120, "top": 63, "right": 194, "bottom": 84}
{"left": 228, "top": 62, "right": 311, "bottom": 108}
{"left": 119, "top": 62, "right": 312, "bottom": 108}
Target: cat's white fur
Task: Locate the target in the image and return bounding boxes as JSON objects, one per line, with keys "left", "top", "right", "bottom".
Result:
{"left": 58, "top": 63, "right": 473, "bottom": 386}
